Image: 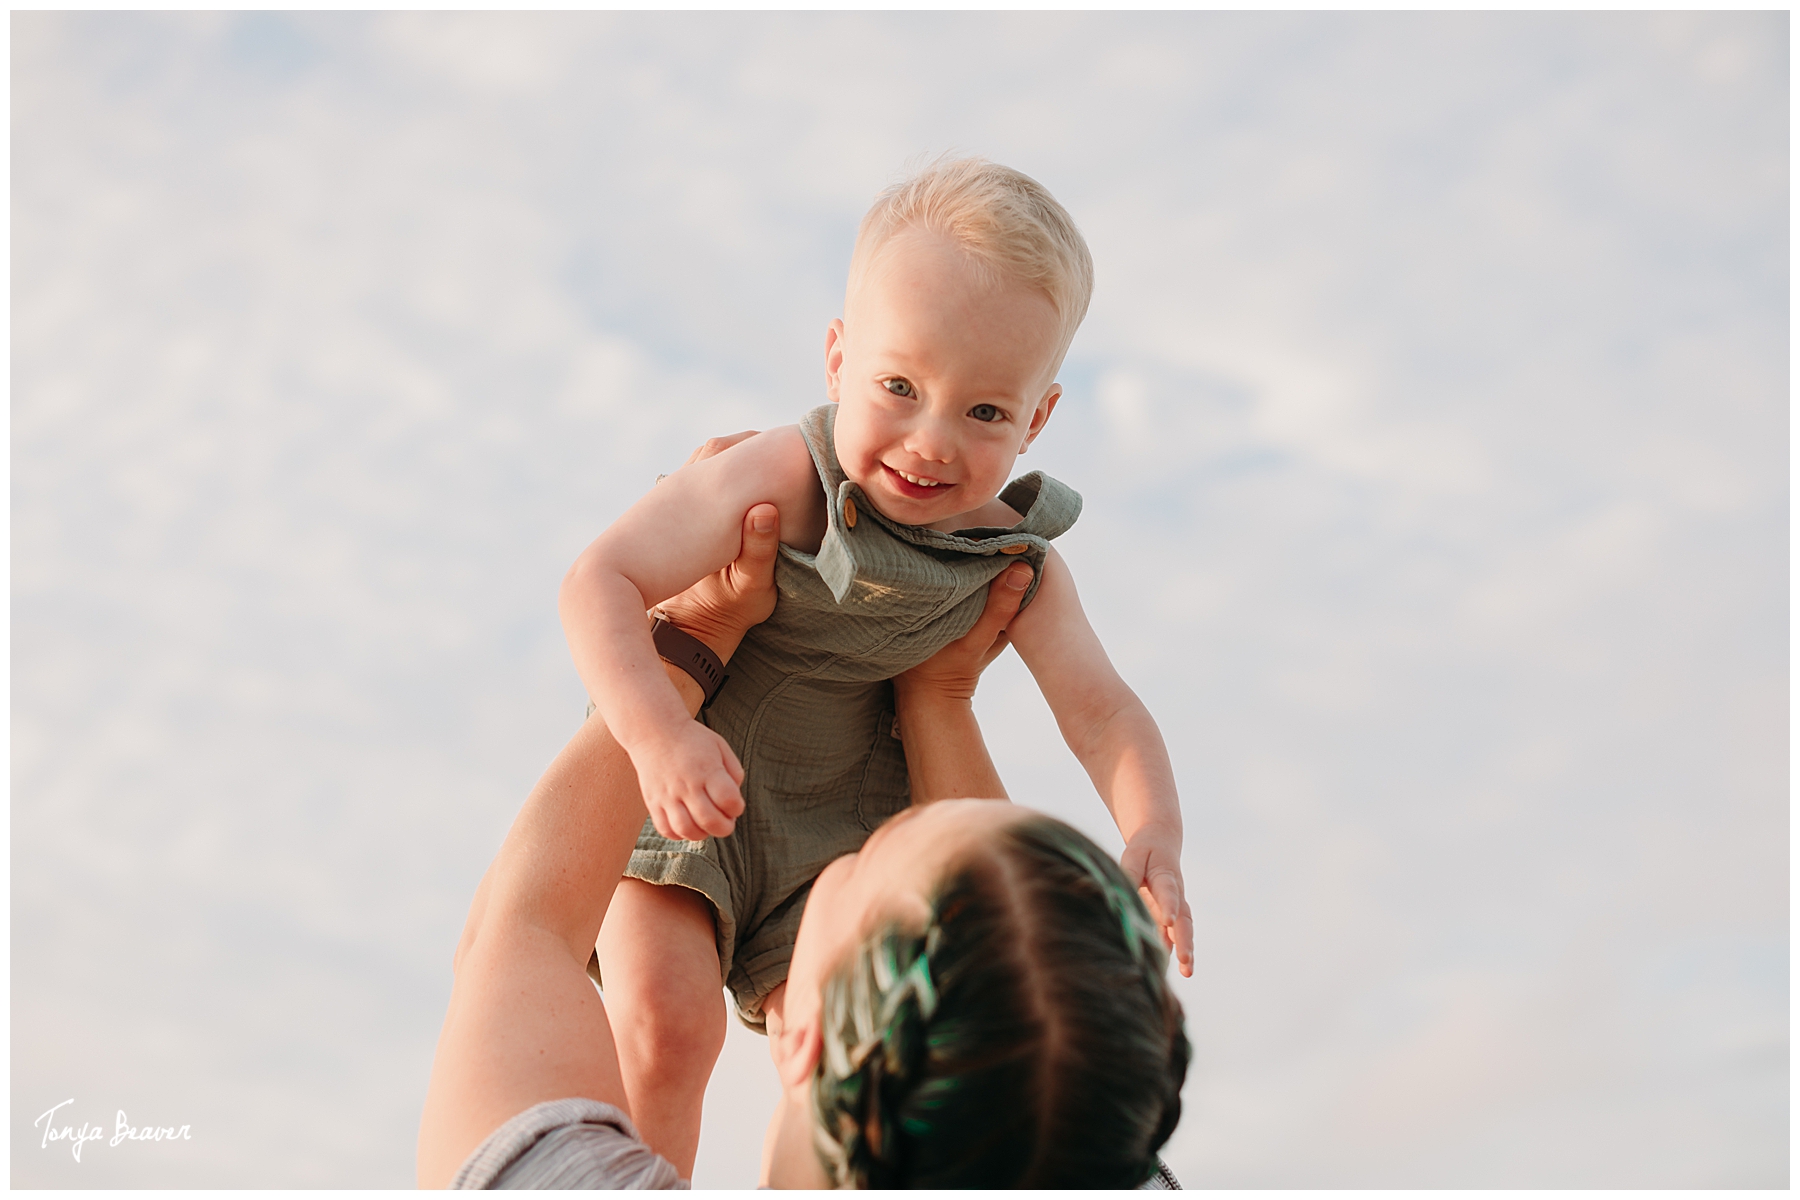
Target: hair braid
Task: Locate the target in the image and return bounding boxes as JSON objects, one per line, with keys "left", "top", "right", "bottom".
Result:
{"left": 812, "top": 923, "right": 942, "bottom": 1187}
{"left": 811, "top": 814, "right": 1191, "bottom": 1188}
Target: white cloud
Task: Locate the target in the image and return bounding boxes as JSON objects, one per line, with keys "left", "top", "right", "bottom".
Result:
{"left": 12, "top": 10, "right": 1785, "bottom": 1189}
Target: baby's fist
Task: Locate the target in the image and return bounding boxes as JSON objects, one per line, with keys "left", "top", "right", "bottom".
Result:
{"left": 639, "top": 722, "right": 746, "bottom": 841}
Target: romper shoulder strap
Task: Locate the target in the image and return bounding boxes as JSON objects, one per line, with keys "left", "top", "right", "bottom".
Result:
{"left": 998, "top": 471, "right": 1083, "bottom": 541}
{"left": 796, "top": 403, "right": 847, "bottom": 492}
{"left": 793, "top": 404, "right": 861, "bottom": 603}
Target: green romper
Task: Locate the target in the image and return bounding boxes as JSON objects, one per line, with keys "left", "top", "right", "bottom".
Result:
{"left": 616, "top": 403, "right": 1081, "bottom": 1029}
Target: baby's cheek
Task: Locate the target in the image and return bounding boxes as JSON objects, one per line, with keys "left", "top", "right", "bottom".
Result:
{"left": 835, "top": 402, "right": 883, "bottom": 459}
{"left": 832, "top": 423, "right": 867, "bottom": 469}
{"left": 835, "top": 442, "right": 877, "bottom": 489}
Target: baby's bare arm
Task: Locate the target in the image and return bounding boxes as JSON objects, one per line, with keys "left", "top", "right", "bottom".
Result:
{"left": 558, "top": 426, "right": 818, "bottom": 833}
{"left": 1008, "top": 549, "right": 1178, "bottom": 835}
{"left": 1007, "top": 547, "right": 1194, "bottom": 973}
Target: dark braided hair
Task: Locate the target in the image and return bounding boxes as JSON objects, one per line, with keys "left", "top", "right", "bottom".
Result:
{"left": 812, "top": 812, "right": 1190, "bottom": 1188}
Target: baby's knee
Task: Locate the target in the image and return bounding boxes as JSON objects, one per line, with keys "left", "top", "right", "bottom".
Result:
{"left": 618, "top": 976, "right": 727, "bottom": 1068}
{"left": 599, "top": 881, "right": 729, "bottom": 1063}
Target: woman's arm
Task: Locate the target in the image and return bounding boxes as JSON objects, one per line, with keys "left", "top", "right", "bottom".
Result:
{"left": 891, "top": 562, "right": 1035, "bottom": 803}
{"left": 417, "top": 493, "right": 1040, "bottom": 1187}
{"left": 416, "top": 503, "right": 782, "bottom": 1188}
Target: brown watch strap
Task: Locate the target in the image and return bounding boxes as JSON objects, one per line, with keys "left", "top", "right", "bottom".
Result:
{"left": 651, "top": 616, "right": 728, "bottom": 708}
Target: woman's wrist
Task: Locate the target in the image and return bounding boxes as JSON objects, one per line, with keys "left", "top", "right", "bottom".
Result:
{"left": 661, "top": 662, "right": 708, "bottom": 716}
{"left": 650, "top": 616, "right": 730, "bottom": 702}
{"left": 892, "top": 684, "right": 974, "bottom": 735}
{"left": 653, "top": 553, "right": 774, "bottom": 666}
{"left": 650, "top": 603, "right": 759, "bottom": 719}
{"left": 654, "top": 605, "right": 749, "bottom": 666}
{"left": 892, "top": 670, "right": 976, "bottom": 712}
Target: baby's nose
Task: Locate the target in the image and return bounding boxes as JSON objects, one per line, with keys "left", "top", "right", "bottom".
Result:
{"left": 904, "top": 417, "right": 957, "bottom": 463}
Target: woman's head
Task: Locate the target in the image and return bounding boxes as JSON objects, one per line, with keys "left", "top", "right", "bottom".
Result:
{"left": 775, "top": 800, "right": 1189, "bottom": 1188}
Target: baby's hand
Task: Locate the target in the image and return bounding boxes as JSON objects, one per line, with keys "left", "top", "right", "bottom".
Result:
{"left": 637, "top": 720, "right": 747, "bottom": 841}
{"left": 1120, "top": 827, "right": 1194, "bottom": 978}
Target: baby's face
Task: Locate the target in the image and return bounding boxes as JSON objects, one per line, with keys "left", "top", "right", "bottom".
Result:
{"left": 826, "top": 227, "right": 1062, "bottom": 528}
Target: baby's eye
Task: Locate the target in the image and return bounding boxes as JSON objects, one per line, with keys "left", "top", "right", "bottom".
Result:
{"left": 969, "top": 403, "right": 1002, "bottom": 423}
{"left": 884, "top": 378, "right": 914, "bottom": 398}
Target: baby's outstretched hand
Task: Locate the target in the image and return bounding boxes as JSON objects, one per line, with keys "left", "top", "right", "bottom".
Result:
{"left": 1120, "top": 827, "right": 1194, "bottom": 977}
{"left": 638, "top": 721, "right": 746, "bottom": 841}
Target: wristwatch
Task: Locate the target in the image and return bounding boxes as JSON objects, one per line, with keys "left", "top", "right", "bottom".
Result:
{"left": 650, "top": 613, "right": 729, "bottom": 709}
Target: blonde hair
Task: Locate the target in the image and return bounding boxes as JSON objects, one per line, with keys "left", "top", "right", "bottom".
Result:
{"left": 848, "top": 156, "right": 1094, "bottom": 374}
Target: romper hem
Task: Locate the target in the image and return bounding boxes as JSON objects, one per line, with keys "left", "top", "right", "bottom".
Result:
{"left": 621, "top": 848, "right": 735, "bottom": 969}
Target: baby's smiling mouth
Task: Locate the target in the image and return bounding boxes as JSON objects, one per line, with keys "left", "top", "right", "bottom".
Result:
{"left": 882, "top": 464, "right": 954, "bottom": 498}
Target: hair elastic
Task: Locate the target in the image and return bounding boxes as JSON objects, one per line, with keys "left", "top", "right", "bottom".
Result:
{"left": 1054, "top": 841, "right": 1167, "bottom": 972}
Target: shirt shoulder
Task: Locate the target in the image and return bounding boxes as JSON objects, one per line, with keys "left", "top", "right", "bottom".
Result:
{"left": 450, "top": 1097, "right": 688, "bottom": 1191}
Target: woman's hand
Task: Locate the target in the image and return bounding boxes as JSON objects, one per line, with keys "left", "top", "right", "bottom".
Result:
{"left": 894, "top": 562, "right": 1033, "bottom": 706}
{"left": 655, "top": 503, "right": 780, "bottom": 666}
{"left": 654, "top": 430, "right": 776, "bottom": 664}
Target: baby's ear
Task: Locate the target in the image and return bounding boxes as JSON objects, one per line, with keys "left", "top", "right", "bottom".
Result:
{"left": 824, "top": 319, "right": 847, "bottom": 403}
{"left": 1022, "top": 385, "right": 1061, "bottom": 450}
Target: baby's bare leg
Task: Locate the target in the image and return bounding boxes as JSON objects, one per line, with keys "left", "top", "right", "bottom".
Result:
{"left": 596, "top": 878, "right": 727, "bottom": 1178}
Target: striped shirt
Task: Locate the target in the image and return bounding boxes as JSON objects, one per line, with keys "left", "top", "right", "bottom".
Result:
{"left": 450, "top": 1099, "right": 686, "bottom": 1190}
{"left": 452, "top": 1097, "right": 1183, "bottom": 1189}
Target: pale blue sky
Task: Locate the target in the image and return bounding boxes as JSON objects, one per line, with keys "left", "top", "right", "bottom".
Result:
{"left": 12, "top": 12, "right": 1786, "bottom": 1187}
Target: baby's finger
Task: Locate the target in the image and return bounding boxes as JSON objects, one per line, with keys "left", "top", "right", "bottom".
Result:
{"left": 695, "top": 811, "right": 736, "bottom": 840}
{"left": 685, "top": 801, "right": 733, "bottom": 841}
{"left": 713, "top": 787, "right": 745, "bottom": 822}
{"left": 1142, "top": 870, "right": 1194, "bottom": 976}
{"left": 699, "top": 775, "right": 743, "bottom": 835}
{"left": 685, "top": 430, "right": 760, "bottom": 467}
{"left": 1138, "top": 883, "right": 1168, "bottom": 930}
{"left": 1174, "top": 905, "right": 1195, "bottom": 978}
{"left": 660, "top": 802, "right": 702, "bottom": 843}
{"left": 705, "top": 731, "right": 745, "bottom": 789}
{"left": 704, "top": 759, "right": 745, "bottom": 818}
{"left": 1148, "top": 872, "right": 1183, "bottom": 942}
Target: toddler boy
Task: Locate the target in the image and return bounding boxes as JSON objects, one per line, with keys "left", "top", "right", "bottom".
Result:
{"left": 560, "top": 158, "right": 1192, "bottom": 1174}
